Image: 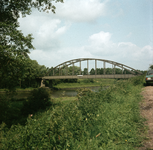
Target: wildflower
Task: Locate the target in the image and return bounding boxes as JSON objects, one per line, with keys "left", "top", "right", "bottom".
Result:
{"left": 125, "top": 140, "right": 127, "bottom": 142}
{"left": 97, "top": 114, "right": 99, "bottom": 117}
{"left": 30, "top": 114, "right": 33, "bottom": 117}
{"left": 85, "top": 118, "right": 87, "bottom": 121}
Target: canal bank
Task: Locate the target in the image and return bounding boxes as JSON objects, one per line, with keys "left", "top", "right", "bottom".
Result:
{"left": 0, "top": 86, "right": 104, "bottom": 99}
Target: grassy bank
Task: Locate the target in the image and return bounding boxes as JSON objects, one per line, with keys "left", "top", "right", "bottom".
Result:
{"left": 0, "top": 87, "right": 36, "bottom": 92}
{"left": 53, "top": 96, "right": 77, "bottom": 104}
{"left": 55, "top": 78, "right": 115, "bottom": 89}
{"left": 0, "top": 75, "right": 146, "bottom": 149}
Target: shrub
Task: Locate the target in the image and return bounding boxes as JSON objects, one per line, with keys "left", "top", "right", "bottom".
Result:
{"left": 82, "top": 79, "right": 94, "bottom": 83}
{"left": 76, "top": 88, "right": 93, "bottom": 98}
{"left": 21, "top": 88, "right": 52, "bottom": 114}
{"left": 0, "top": 95, "right": 10, "bottom": 124}
{"left": 129, "top": 75, "right": 145, "bottom": 86}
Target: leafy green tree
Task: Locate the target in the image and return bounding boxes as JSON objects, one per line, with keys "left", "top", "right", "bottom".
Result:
{"left": 115, "top": 68, "right": 122, "bottom": 74}
{"left": 61, "top": 66, "right": 80, "bottom": 75}
{"left": 21, "top": 59, "right": 48, "bottom": 88}
{"left": 106, "top": 68, "right": 112, "bottom": 74}
{"left": 150, "top": 65, "right": 153, "bottom": 69}
{"left": 0, "top": 0, "right": 63, "bottom": 90}
{"left": 90, "top": 68, "right": 95, "bottom": 75}
{"left": 83, "top": 68, "right": 88, "bottom": 75}
{"left": 96, "top": 68, "right": 104, "bottom": 75}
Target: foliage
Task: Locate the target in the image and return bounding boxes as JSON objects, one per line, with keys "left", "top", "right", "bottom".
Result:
{"left": 149, "top": 64, "right": 153, "bottom": 69}
{"left": 82, "top": 79, "right": 94, "bottom": 83}
{"left": 0, "top": 95, "right": 10, "bottom": 124}
{"left": 0, "top": 0, "right": 63, "bottom": 91}
{"left": 21, "top": 88, "right": 52, "bottom": 115}
{"left": 0, "top": 76, "right": 146, "bottom": 149}
{"left": 0, "top": 95, "right": 27, "bottom": 126}
{"left": 76, "top": 88, "right": 93, "bottom": 99}
{"left": 129, "top": 75, "right": 145, "bottom": 86}
{"left": 21, "top": 59, "right": 48, "bottom": 88}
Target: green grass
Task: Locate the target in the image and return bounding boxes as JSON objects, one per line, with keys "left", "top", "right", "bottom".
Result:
{"left": 0, "top": 76, "right": 147, "bottom": 149}
{"left": 53, "top": 96, "right": 77, "bottom": 104}
{"left": 0, "top": 87, "right": 36, "bottom": 92}
{"left": 55, "top": 78, "right": 115, "bottom": 89}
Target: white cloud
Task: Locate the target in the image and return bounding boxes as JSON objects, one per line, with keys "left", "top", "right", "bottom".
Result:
{"left": 29, "top": 47, "right": 93, "bottom": 68}
{"left": 54, "top": 0, "right": 108, "bottom": 22}
{"left": 19, "top": 14, "right": 71, "bottom": 50}
{"left": 118, "top": 42, "right": 136, "bottom": 48}
{"left": 89, "top": 31, "right": 112, "bottom": 46}
{"left": 81, "top": 31, "right": 153, "bottom": 70}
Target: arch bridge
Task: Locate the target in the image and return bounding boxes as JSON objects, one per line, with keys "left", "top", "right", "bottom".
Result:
{"left": 41, "top": 58, "right": 142, "bottom": 87}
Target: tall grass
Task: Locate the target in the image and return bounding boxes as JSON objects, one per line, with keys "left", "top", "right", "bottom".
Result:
{"left": 54, "top": 78, "right": 115, "bottom": 89}
{"left": 0, "top": 76, "right": 146, "bottom": 149}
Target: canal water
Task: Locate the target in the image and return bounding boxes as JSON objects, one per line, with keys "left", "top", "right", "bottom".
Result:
{"left": 51, "top": 86, "right": 101, "bottom": 98}
{"left": 0, "top": 86, "right": 102, "bottom": 99}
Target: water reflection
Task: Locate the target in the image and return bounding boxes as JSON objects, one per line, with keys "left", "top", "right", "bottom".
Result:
{"left": 51, "top": 86, "right": 101, "bottom": 98}
{"left": 0, "top": 87, "right": 102, "bottom": 99}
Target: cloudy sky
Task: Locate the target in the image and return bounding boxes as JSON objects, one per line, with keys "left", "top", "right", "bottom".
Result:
{"left": 19, "top": 0, "right": 153, "bottom": 71}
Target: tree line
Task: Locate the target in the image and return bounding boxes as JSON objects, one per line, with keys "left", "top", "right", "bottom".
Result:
{"left": 0, "top": 61, "right": 145, "bottom": 89}
{"left": 48, "top": 65, "right": 145, "bottom": 76}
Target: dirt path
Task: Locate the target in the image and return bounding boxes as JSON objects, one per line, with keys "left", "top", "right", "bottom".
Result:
{"left": 140, "top": 86, "right": 153, "bottom": 149}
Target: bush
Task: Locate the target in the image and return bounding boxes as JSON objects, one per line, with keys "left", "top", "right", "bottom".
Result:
{"left": 82, "top": 79, "right": 94, "bottom": 83}
{"left": 129, "top": 75, "right": 145, "bottom": 86}
{"left": 0, "top": 95, "right": 10, "bottom": 124}
{"left": 21, "top": 88, "right": 52, "bottom": 114}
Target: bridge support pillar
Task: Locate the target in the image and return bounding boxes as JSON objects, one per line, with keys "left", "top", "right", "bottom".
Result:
{"left": 114, "top": 65, "right": 116, "bottom": 74}
{"left": 66, "top": 63, "right": 68, "bottom": 75}
{"left": 103, "top": 61, "right": 105, "bottom": 75}
{"left": 87, "top": 60, "right": 89, "bottom": 75}
{"left": 95, "top": 60, "right": 97, "bottom": 75}
{"left": 41, "top": 79, "right": 45, "bottom": 87}
{"left": 80, "top": 60, "right": 81, "bottom": 75}
{"left": 73, "top": 63, "right": 74, "bottom": 75}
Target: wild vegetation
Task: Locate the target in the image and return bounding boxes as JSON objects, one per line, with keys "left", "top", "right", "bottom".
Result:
{"left": 0, "top": 0, "right": 63, "bottom": 91}
{"left": 0, "top": 75, "right": 147, "bottom": 149}
{"left": 54, "top": 78, "right": 115, "bottom": 89}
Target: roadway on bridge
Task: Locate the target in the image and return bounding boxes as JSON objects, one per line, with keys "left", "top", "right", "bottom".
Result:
{"left": 42, "top": 74, "right": 136, "bottom": 80}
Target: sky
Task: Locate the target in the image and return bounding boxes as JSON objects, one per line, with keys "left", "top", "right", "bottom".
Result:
{"left": 18, "top": 0, "right": 153, "bottom": 71}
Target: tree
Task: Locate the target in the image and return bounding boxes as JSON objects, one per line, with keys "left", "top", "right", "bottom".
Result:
{"left": 90, "top": 68, "right": 95, "bottom": 75}
{"left": 106, "top": 68, "right": 112, "bottom": 74}
{"left": 20, "top": 59, "right": 48, "bottom": 88}
{"left": 150, "top": 65, "right": 153, "bottom": 69}
{"left": 0, "top": 0, "right": 63, "bottom": 91}
{"left": 115, "top": 68, "right": 122, "bottom": 74}
{"left": 83, "top": 68, "right": 88, "bottom": 75}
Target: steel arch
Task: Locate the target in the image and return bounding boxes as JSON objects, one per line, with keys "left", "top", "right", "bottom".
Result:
{"left": 46, "top": 58, "right": 142, "bottom": 76}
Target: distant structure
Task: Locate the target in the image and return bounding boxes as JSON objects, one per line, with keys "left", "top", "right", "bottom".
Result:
{"left": 40, "top": 58, "right": 142, "bottom": 87}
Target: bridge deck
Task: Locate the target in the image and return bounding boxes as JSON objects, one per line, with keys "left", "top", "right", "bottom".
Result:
{"left": 42, "top": 74, "right": 136, "bottom": 79}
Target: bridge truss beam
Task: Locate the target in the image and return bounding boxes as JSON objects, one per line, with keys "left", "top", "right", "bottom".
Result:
{"left": 46, "top": 58, "right": 142, "bottom": 76}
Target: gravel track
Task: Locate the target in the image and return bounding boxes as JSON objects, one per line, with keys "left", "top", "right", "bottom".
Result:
{"left": 139, "top": 86, "right": 153, "bottom": 149}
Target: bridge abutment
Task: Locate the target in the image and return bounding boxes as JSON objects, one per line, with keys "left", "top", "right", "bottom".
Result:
{"left": 41, "top": 79, "right": 45, "bottom": 87}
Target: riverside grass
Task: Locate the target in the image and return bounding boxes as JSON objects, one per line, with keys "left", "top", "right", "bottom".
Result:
{"left": 54, "top": 78, "right": 115, "bottom": 89}
{"left": 0, "top": 76, "right": 146, "bottom": 149}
